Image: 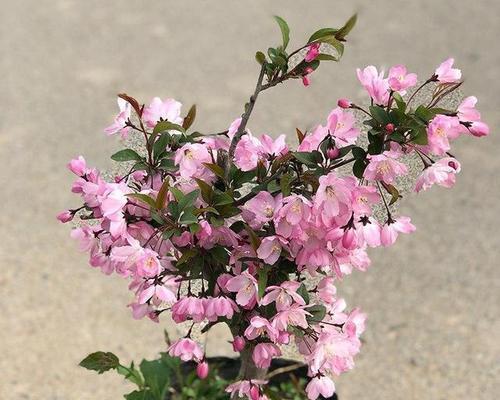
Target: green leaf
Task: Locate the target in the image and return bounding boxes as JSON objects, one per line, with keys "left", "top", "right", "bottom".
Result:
{"left": 126, "top": 193, "right": 157, "bottom": 209}
{"left": 297, "top": 283, "right": 310, "bottom": 304}
{"left": 139, "top": 359, "right": 170, "bottom": 399}
{"left": 335, "top": 14, "right": 357, "bottom": 40}
{"left": 155, "top": 178, "right": 170, "bottom": 209}
{"left": 279, "top": 173, "right": 293, "bottom": 197}
{"left": 273, "top": 16, "right": 290, "bottom": 50}
{"left": 111, "top": 149, "right": 142, "bottom": 162}
{"left": 124, "top": 390, "right": 155, "bottom": 400}
{"left": 179, "top": 209, "right": 198, "bottom": 225}
{"left": 182, "top": 104, "right": 197, "bottom": 130}
{"left": 258, "top": 267, "right": 269, "bottom": 298}
{"left": 203, "top": 163, "right": 225, "bottom": 180}
{"left": 169, "top": 187, "right": 185, "bottom": 202}
{"left": 307, "top": 304, "right": 327, "bottom": 323}
{"left": 308, "top": 28, "right": 337, "bottom": 43}
{"left": 116, "top": 363, "right": 144, "bottom": 388}
{"left": 244, "top": 224, "right": 261, "bottom": 250}
{"left": 392, "top": 92, "right": 406, "bottom": 111}
{"left": 255, "top": 51, "right": 267, "bottom": 65}
{"left": 369, "top": 106, "right": 390, "bottom": 124}
{"left": 153, "top": 120, "right": 185, "bottom": 136}
{"left": 178, "top": 189, "right": 200, "bottom": 211}
{"left": 316, "top": 53, "right": 338, "bottom": 61}
{"left": 194, "top": 178, "right": 214, "bottom": 203}
{"left": 315, "top": 35, "right": 344, "bottom": 57}
{"left": 351, "top": 146, "right": 366, "bottom": 160}
{"left": 293, "top": 151, "right": 322, "bottom": 167}
{"left": 411, "top": 125, "right": 428, "bottom": 145}
{"left": 158, "top": 157, "right": 176, "bottom": 172}
{"left": 414, "top": 105, "right": 435, "bottom": 123}
{"left": 353, "top": 159, "right": 367, "bottom": 179}
{"left": 79, "top": 352, "right": 120, "bottom": 374}
{"left": 382, "top": 182, "right": 401, "bottom": 205}
{"left": 177, "top": 248, "right": 198, "bottom": 265}
{"left": 213, "top": 190, "right": 234, "bottom": 206}
{"left": 152, "top": 132, "right": 171, "bottom": 160}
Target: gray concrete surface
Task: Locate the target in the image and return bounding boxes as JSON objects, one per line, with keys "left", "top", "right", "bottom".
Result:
{"left": 1, "top": 1, "right": 499, "bottom": 399}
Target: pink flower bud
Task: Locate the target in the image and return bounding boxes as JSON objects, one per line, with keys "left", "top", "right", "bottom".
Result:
{"left": 232, "top": 336, "right": 246, "bottom": 352}
{"left": 326, "top": 147, "right": 340, "bottom": 160}
{"left": 337, "top": 98, "right": 351, "bottom": 109}
{"left": 67, "top": 156, "right": 86, "bottom": 176}
{"left": 385, "top": 123, "right": 395, "bottom": 133}
{"left": 250, "top": 385, "right": 261, "bottom": 400}
{"left": 196, "top": 361, "right": 209, "bottom": 379}
{"left": 57, "top": 210, "right": 73, "bottom": 223}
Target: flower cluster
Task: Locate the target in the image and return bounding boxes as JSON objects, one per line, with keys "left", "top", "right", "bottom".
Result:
{"left": 60, "top": 15, "right": 489, "bottom": 400}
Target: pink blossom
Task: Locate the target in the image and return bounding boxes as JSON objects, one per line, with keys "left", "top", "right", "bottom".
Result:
{"left": 297, "top": 125, "right": 328, "bottom": 152}
{"left": 260, "top": 134, "right": 288, "bottom": 157}
{"left": 261, "top": 281, "right": 306, "bottom": 311}
{"left": 388, "top": 64, "right": 417, "bottom": 92}
{"left": 234, "top": 133, "right": 264, "bottom": 171}
{"left": 352, "top": 185, "right": 380, "bottom": 216}
{"left": 317, "top": 277, "right": 337, "bottom": 304}
{"left": 203, "top": 296, "right": 239, "bottom": 321}
{"left": 171, "top": 297, "right": 205, "bottom": 323}
{"left": 244, "top": 316, "right": 277, "bottom": 341}
{"left": 363, "top": 151, "right": 408, "bottom": 184}
{"left": 138, "top": 277, "right": 178, "bottom": 305}
{"left": 252, "top": 343, "right": 281, "bottom": 369}
{"left": 380, "top": 216, "right": 416, "bottom": 247}
{"left": 225, "top": 380, "right": 267, "bottom": 399}
{"left": 302, "top": 67, "right": 314, "bottom": 87}
{"left": 337, "top": 98, "right": 351, "bottom": 109}
{"left": 168, "top": 338, "right": 204, "bottom": 362}
{"left": 435, "top": 58, "right": 461, "bottom": 83}
{"left": 356, "top": 216, "right": 381, "bottom": 247}
{"left": 305, "top": 376, "right": 335, "bottom": 400}
{"left": 67, "top": 156, "right": 87, "bottom": 176}
{"left": 197, "top": 361, "right": 209, "bottom": 379}
{"left": 327, "top": 107, "right": 360, "bottom": 146}
{"left": 142, "top": 97, "right": 183, "bottom": 129}
{"left": 225, "top": 271, "right": 259, "bottom": 307}
{"left": 415, "top": 157, "right": 461, "bottom": 192}
{"left": 273, "top": 304, "right": 311, "bottom": 331}
{"left": 174, "top": 143, "right": 212, "bottom": 179}
{"left": 305, "top": 43, "right": 321, "bottom": 62}
{"left": 425, "top": 115, "right": 461, "bottom": 155}
{"left": 356, "top": 66, "right": 390, "bottom": 105}
{"left": 256, "top": 236, "right": 283, "bottom": 265}
{"left": 315, "top": 172, "right": 352, "bottom": 218}
{"left": 243, "top": 191, "right": 281, "bottom": 226}
{"left": 57, "top": 210, "right": 74, "bottom": 223}
{"left": 457, "top": 96, "right": 490, "bottom": 137}
{"left": 136, "top": 249, "right": 162, "bottom": 278}
{"left": 104, "top": 97, "right": 131, "bottom": 137}
{"left": 232, "top": 336, "right": 246, "bottom": 352}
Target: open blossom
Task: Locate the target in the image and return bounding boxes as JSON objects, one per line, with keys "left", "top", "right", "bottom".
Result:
{"left": 225, "top": 380, "right": 267, "bottom": 399}
{"left": 261, "top": 281, "right": 305, "bottom": 311}
{"left": 388, "top": 64, "right": 417, "bottom": 92}
{"left": 315, "top": 172, "right": 352, "bottom": 219}
{"left": 380, "top": 216, "right": 416, "bottom": 246}
{"left": 415, "top": 157, "right": 461, "bottom": 192}
{"left": 272, "top": 304, "right": 311, "bottom": 331}
{"left": 252, "top": 343, "right": 281, "bottom": 369}
{"left": 435, "top": 58, "right": 461, "bottom": 83}
{"left": 327, "top": 107, "right": 360, "bottom": 146}
{"left": 203, "top": 296, "right": 239, "bottom": 321}
{"left": 243, "top": 191, "right": 281, "bottom": 226}
{"left": 67, "top": 156, "right": 87, "bottom": 176}
{"left": 168, "top": 338, "right": 203, "bottom": 362}
{"left": 142, "top": 97, "right": 183, "bottom": 129}
{"left": 256, "top": 236, "right": 284, "bottom": 265}
{"left": 356, "top": 65, "right": 390, "bottom": 105}
{"left": 234, "top": 133, "right": 264, "bottom": 171}
{"left": 174, "top": 143, "right": 212, "bottom": 179}
{"left": 424, "top": 114, "right": 461, "bottom": 155}
{"left": 104, "top": 97, "right": 131, "bottom": 137}
{"left": 305, "top": 376, "right": 335, "bottom": 400}
{"left": 226, "top": 271, "right": 259, "bottom": 307}
{"left": 363, "top": 151, "right": 408, "bottom": 184}
{"left": 297, "top": 125, "right": 328, "bottom": 152}
{"left": 260, "top": 134, "right": 288, "bottom": 157}
{"left": 244, "top": 316, "right": 277, "bottom": 341}
{"left": 172, "top": 297, "right": 205, "bottom": 323}
{"left": 457, "top": 96, "right": 490, "bottom": 137}
{"left": 136, "top": 249, "right": 162, "bottom": 277}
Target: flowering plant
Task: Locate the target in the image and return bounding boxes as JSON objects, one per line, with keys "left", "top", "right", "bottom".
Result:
{"left": 59, "top": 15, "right": 489, "bottom": 400}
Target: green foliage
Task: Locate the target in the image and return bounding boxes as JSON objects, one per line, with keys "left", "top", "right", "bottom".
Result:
{"left": 111, "top": 149, "right": 143, "bottom": 162}
{"left": 273, "top": 16, "right": 290, "bottom": 50}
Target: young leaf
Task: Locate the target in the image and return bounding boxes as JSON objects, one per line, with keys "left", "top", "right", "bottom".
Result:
{"left": 308, "top": 28, "right": 337, "bottom": 43}
{"left": 152, "top": 132, "right": 171, "bottom": 160}
{"left": 381, "top": 182, "right": 402, "bottom": 205}
{"left": 297, "top": 283, "right": 310, "bottom": 304}
{"left": 203, "top": 163, "right": 225, "bottom": 180}
{"left": 411, "top": 125, "right": 429, "bottom": 145}
{"left": 306, "top": 304, "right": 327, "bottom": 323}
{"left": 155, "top": 178, "right": 170, "bottom": 209}
{"left": 111, "top": 149, "right": 142, "bottom": 162}
{"left": 293, "top": 151, "right": 321, "bottom": 167}
{"left": 182, "top": 104, "right": 197, "bottom": 130}
{"left": 79, "top": 352, "right": 120, "bottom": 374}
{"left": 194, "top": 178, "right": 214, "bottom": 203}
{"left": 126, "top": 193, "right": 157, "bottom": 209}
{"left": 335, "top": 14, "right": 357, "bottom": 41}
{"left": 255, "top": 51, "right": 266, "bottom": 65}
{"left": 273, "top": 16, "right": 290, "bottom": 50}
{"left": 258, "top": 267, "right": 269, "bottom": 298}
{"left": 178, "top": 189, "right": 200, "bottom": 211}
{"left": 353, "top": 159, "right": 367, "bottom": 179}
{"left": 118, "top": 93, "right": 143, "bottom": 117}
{"left": 369, "top": 106, "right": 390, "bottom": 124}
{"left": 153, "top": 120, "right": 185, "bottom": 136}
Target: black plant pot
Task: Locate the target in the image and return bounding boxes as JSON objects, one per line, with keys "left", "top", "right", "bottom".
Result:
{"left": 182, "top": 357, "right": 338, "bottom": 400}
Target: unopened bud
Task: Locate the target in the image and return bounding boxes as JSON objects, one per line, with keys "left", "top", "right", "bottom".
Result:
{"left": 196, "top": 361, "right": 209, "bottom": 379}
{"left": 57, "top": 210, "right": 74, "bottom": 223}
{"left": 232, "top": 336, "right": 245, "bottom": 352}
{"left": 385, "top": 123, "right": 395, "bottom": 133}
{"left": 327, "top": 147, "right": 340, "bottom": 160}
{"left": 337, "top": 98, "right": 351, "bottom": 109}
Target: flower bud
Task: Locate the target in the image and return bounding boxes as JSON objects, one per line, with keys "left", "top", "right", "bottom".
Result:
{"left": 57, "top": 210, "right": 74, "bottom": 223}
{"left": 67, "top": 156, "right": 86, "bottom": 176}
{"left": 326, "top": 147, "right": 340, "bottom": 160}
{"left": 385, "top": 123, "right": 395, "bottom": 133}
{"left": 196, "top": 361, "right": 209, "bottom": 379}
{"left": 250, "top": 385, "right": 260, "bottom": 400}
{"left": 232, "top": 336, "right": 246, "bottom": 352}
{"left": 337, "top": 98, "right": 351, "bottom": 109}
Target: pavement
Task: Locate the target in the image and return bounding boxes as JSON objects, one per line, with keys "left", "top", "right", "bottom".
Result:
{"left": 1, "top": 1, "right": 499, "bottom": 399}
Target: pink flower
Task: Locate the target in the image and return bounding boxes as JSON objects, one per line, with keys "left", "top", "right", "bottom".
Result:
{"left": 226, "top": 271, "right": 259, "bottom": 307}
{"left": 388, "top": 64, "right": 417, "bottom": 92}
{"left": 305, "top": 376, "right": 335, "bottom": 400}
{"left": 138, "top": 276, "right": 178, "bottom": 304}
{"left": 252, "top": 343, "right": 281, "bottom": 369}
{"left": 136, "top": 249, "right": 162, "bottom": 278}
{"left": 232, "top": 336, "right": 246, "bottom": 352}
{"left": 356, "top": 216, "right": 381, "bottom": 248}
{"left": 415, "top": 157, "right": 461, "bottom": 192}
{"left": 171, "top": 297, "right": 205, "bottom": 323}
{"left": 380, "top": 216, "right": 416, "bottom": 246}
{"left": 225, "top": 380, "right": 267, "bottom": 399}
{"left": 244, "top": 316, "right": 277, "bottom": 341}
{"left": 203, "top": 296, "right": 239, "bottom": 321}
{"left": 243, "top": 191, "right": 281, "bottom": 225}
{"left": 104, "top": 97, "right": 131, "bottom": 137}
{"left": 337, "top": 98, "right": 351, "bottom": 109}
{"left": 234, "top": 133, "right": 264, "bottom": 171}
{"left": 260, "top": 134, "right": 288, "bottom": 157}
{"left": 142, "top": 97, "right": 183, "bottom": 129}
{"left": 457, "top": 96, "right": 490, "bottom": 137}
{"left": 302, "top": 67, "right": 314, "bottom": 87}
{"left": 272, "top": 304, "right": 311, "bottom": 331}
{"left": 317, "top": 277, "right": 337, "bottom": 304}
{"left": 363, "top": 151, "right": 408, "bottom": 184}
{"left": 327, "top": 107, "right": 360, "bottom": 146}
{"left": 256, "top": 236, "right": 284, "bottom": 265}
{"left": 315, "top": 172, "right": 353, "bottom": 218}
{"left": 305, "top": 43, "right": 321, "bottom": 62}
{"left": 196, "top": 361, "right": 209, "bottom": 379}
{"left": 57, "top": 210, "right": 74, "bottom": 223}
{"left": 356, "top": 66, "right": 390, "bottom": 105}
{"left": 261, "top": 281, "right": 306, "bottom": 311}
{"left": 435, "top": 58, "right": 461, "bottom": 83}
{"left": 425, "top": 115, "right": 461, "bottom": 155}
{"left": 174, "top": 143, "right": 212, "bottom": 179}
{"left": 297, "top": 125, "right": 328, "bottom": 152}
{"left": 168, "top": 338, "right": 204, "bottom": 362}
{"left": 67, "top": 156, "right": 87, "bottom": 176}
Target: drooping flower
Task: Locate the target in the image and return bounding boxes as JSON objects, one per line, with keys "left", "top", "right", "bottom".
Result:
{"left": 380, "top": 216, "right": 416, "bottom": 246}
{"left": 252, "top": 343, "right": 282, "bottom": 369}
{"left": 244, "top": 316, "right": 278, "bottom": 341}
{"left": 256, "top": 236, "right": 284, "bottom": 265}
{"left": 415, "top": 157, "right": 461, "bottom": 192}
{"left": 327, "top": 107, "right": 360, "bottom": 146}
{"left": 225, "top": 272, "right": 259, "bottom": 307}
{"left": 305, "top": 376, "right": 336, "bottom": 400}
{"left": 435, "top": 58, "right": 461, "bottom": 83}
{"left": 168, "top": 338, "right": 204, "bottom": 362}
{"left": 261, "top": 281, "right": 306, "bottom": 311}
{"left": 457, "top": 96, "right": 490, "bottom": 137}
{"left": 104, "top": 97, "right": 131, "bottom": 137}
{"left": 363, "top": 151, "right": 408, "bottom": 184}
{"left": 356, "top": 65, "right": 390, "bottom": 105}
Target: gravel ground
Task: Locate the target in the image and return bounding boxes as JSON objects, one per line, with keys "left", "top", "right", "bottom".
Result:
{"left": 1, "top": 1, "right": 499, "bottom": 399}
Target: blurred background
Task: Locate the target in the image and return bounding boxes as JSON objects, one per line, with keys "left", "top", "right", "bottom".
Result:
{"left": 1, "top": 1, "right": 499, "bottom": 399}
